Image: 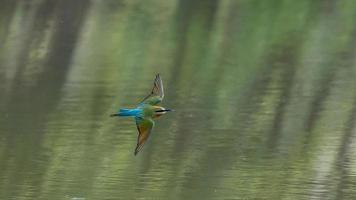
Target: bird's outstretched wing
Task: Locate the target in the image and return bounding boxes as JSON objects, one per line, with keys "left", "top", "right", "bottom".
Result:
{"left": 139, "top": 74, "right": 164, "bottom": 105}
{"left": 134, "top": 117, "right": 154, "bottom": 155}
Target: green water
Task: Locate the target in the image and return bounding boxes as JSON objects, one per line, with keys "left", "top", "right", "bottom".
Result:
{"left": 1, "top": 1, "right": 356, "bottom": 199}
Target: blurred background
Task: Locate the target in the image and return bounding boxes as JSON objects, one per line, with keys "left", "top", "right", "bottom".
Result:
{"left": 1, "top": 0, "right": 356, "bottom": 199}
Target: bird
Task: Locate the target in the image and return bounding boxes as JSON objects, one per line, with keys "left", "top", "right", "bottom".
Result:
{"left": 110, "top": 74, "right": 172, "bottom": 155}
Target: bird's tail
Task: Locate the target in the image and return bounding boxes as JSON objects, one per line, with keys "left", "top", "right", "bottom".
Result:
{"left": 110, "top": 108, "right": 140, "bottom": 117}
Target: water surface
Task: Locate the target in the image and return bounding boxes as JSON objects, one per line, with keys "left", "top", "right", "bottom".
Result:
{"left": 1, "top": 1, "right": 356, "bottom": 199}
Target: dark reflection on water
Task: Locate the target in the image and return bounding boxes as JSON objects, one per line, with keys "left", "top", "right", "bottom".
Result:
{"left": 1, "top": 1, "right": 356, "bottom": 199}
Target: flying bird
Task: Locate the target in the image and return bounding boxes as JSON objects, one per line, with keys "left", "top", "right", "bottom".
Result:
{"left": 110, "top": 74, "right": 172, "bottom": 155}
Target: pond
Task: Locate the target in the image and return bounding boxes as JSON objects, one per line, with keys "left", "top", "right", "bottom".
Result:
{"left": 1, "top": 1, "right": 356, "bottom": 199}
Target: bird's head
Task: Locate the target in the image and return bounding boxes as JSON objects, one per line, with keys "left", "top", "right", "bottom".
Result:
{"left": 153, "top": 106, "right": 173, "bottom": 118}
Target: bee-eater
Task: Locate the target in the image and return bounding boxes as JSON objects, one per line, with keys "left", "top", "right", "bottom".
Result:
{"left": 110, "top": 74, "right": 172, "bottom": 155}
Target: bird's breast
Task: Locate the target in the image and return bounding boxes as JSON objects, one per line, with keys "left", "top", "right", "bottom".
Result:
{"left": 153, "top": 112, "right": 165, "bottom": 118}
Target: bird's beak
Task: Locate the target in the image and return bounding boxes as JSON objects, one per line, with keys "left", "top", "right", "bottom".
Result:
{"left": 165, "top": 109, "right": 174, "bottom": 112}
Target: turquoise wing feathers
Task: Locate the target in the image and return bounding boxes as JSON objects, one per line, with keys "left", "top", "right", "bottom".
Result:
{"left": 139, "top": 74, "right": 164, "bottom": 105}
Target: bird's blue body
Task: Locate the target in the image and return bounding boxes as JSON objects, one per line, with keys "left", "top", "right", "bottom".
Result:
{"left": 117, "top": 108, "right": 141, "bottom": 117}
